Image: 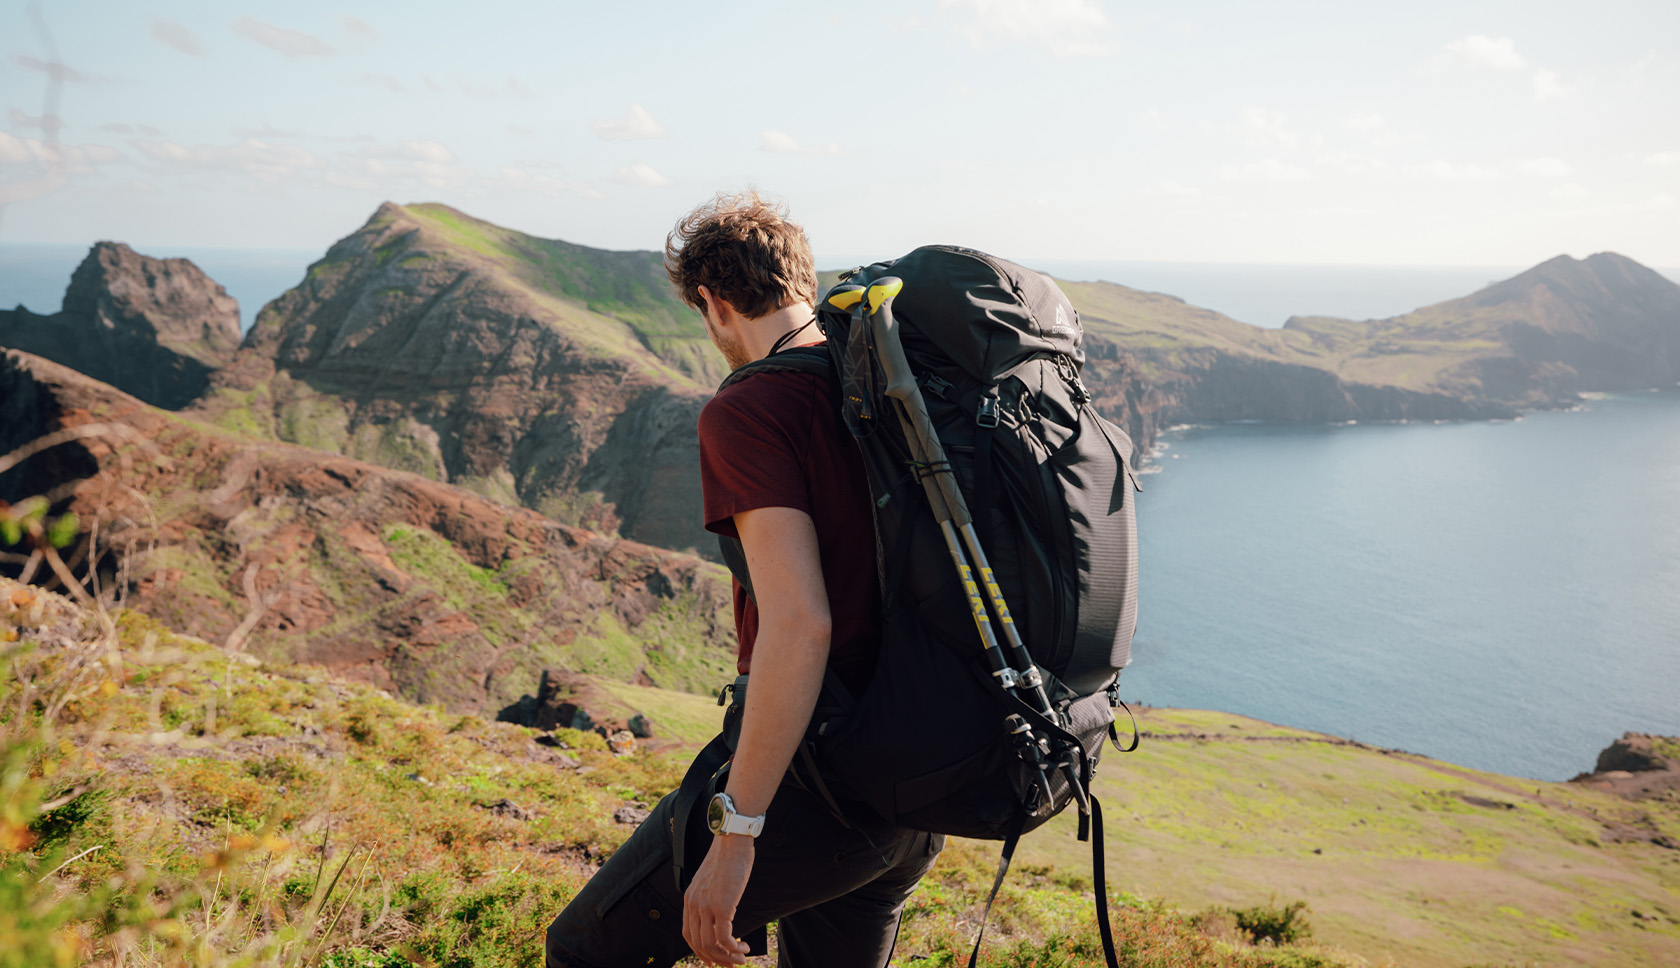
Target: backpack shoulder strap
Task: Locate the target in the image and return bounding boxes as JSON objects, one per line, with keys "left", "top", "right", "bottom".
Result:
{"left": 715, "top": 345, "right": 832, "bottom": 392}
{"left": 713, "top": 344, "right": 839, "bottom": 599}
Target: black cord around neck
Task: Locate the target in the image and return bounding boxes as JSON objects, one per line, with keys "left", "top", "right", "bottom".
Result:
{"left": 766, "top": 317, "right": 817, "bottom": 357}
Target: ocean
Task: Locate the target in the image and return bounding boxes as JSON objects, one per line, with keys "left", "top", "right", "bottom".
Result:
{"left": 4, "top": 243, "right": 1678, "bottom": 779}
{"left": 1124, "top": 393, "right": 1680, "bottom": 781}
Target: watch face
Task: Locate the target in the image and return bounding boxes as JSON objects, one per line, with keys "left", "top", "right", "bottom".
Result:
{"left": 706, "top": 795, "right": 726, "bottom": 834}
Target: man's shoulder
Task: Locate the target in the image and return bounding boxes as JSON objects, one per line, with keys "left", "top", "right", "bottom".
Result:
{"left": 704, "top": 365, "right": 830, "bottom": 421}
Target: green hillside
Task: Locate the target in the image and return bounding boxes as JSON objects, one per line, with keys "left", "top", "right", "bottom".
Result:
{"left": 391, "top": 203, "right": 724, "bottom": 387}
{"left": 3, "top": 582, "right": 1353, "bottom": 968}
{"left": 6, "top": 574, "right": 1676, "bottom": 967}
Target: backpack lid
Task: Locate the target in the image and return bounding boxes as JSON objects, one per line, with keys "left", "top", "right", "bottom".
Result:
{"left": 828, "top": 245, "right": 1084, "bottom": 384}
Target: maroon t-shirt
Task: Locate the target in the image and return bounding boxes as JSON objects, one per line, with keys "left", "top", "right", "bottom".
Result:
{"left": 698, "top": 364, "right": 881, "bottom": 696}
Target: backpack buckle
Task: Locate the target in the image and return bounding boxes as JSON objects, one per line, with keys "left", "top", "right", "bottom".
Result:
{"left": 920, "top": 373, "right": 953, "bottom": 400}
{"left": 976, "top": 394, "right": 1000, "bottom": 428}
{"left": 1056, "top": 356, "right": 1091, "bottom": 405}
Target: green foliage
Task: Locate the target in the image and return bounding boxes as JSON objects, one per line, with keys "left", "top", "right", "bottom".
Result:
{"left": 1232, "top": 899, "right": 1313, "bottom": 946}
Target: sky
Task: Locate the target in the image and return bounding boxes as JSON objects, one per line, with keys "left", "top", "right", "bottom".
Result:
{"left": 1, "top": 0, "right": 1677, "bottom": 268}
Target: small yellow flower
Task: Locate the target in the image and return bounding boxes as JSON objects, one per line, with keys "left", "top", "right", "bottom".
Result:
{"left": 261, "top": 834, "right": 293, "bottom": 853}
{"left": 227, "top": 834, "right": 258, "bottom": 851}
{"left": 0, "top": 818, "right": 38, "bottom": 852}
{"left": 99, "top": 679, "right": 119, "bottom": 697}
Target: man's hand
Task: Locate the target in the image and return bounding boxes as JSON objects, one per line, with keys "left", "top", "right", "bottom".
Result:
{"left": 682, "top": 833, "right": 754, "bottom": 964}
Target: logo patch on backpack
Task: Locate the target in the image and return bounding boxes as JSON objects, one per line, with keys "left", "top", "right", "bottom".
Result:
{"left": 1048, "top": 303, "right": 1074, "bottom": 337}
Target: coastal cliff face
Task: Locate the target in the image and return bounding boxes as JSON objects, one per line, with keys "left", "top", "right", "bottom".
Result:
{"left": 0, "top": 242, "right": 242, "bottom": 409}
{"left": 1, "top": 348, "right": 735, "bottom": 714}
{"left": 195, "top": 202, "right": 723, "bottom": 555}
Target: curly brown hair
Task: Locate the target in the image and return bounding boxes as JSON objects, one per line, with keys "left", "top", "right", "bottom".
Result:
{"left": 664, "top": 191, "right": 817, "bottom": 320}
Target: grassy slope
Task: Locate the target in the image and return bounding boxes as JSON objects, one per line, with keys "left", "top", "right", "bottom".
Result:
{"left": 391, "top": 203, "right": 726, "bottom": 389}
{"left": 1013, "top": 708, "right": 1680, "bottom": 968}
{"left": 4, "top": 591, "right": 1342, "bottom": 968}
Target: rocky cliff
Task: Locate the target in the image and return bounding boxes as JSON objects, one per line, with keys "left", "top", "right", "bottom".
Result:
{"left": 1, "top": 348, "right": 735, "bottom": 714}
{"left": 194, "top": 202, "right": 724, "bottom": 555}
{"left": 0, "top": 242, "right": 242, "bottom": 409}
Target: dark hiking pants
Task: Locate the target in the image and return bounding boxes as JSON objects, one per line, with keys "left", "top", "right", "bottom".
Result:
{"left": 544, "top": 776, "right": 943, "bottom": 968}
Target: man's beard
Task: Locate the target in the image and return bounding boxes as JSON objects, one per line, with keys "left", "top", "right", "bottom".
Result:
{"left": 706, "top": 317, "right": 751, "bottom": 369}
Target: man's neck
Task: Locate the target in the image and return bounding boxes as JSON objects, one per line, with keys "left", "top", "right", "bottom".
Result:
{"left": 742, "top": 302, "right": 817, "bottom": 363}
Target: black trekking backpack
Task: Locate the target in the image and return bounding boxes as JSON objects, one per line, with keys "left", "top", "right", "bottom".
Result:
{"left": 676, "top": 245, "right": 1141, "bottom": 966}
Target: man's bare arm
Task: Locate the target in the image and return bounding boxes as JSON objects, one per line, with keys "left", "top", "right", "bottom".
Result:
{"left": 682, "top": 505, "right": 831, "bottom": 964}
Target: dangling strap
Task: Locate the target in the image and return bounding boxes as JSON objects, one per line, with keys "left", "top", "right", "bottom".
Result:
{"left": 1091, "top": 796, "right": 1120, "bottom": 968}
{"left": 796, "top": 742, "right": 853, "bottom": 830}
{"left": 1109, "top": 698, "right": 1140, "bottom": 753}
{"left": 671, "top": 733, "right": 733, "bottom": 893}
{"left": 965, "top": 813, "right": 1028, "bottom": 968}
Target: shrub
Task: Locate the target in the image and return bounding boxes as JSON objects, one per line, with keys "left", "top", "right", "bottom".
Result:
{"left": 1231, "top": 898, "right": 1313, "bottom": 945}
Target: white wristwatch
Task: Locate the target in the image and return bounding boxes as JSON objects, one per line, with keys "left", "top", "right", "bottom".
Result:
{"left": 706, "top": 792, "right": 766, "bottom": 838}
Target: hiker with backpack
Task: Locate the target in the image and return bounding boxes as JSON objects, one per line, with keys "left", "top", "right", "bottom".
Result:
{"left": 544, "top": 191, "right": 943, "bottom": 967}
{"left": 544, "top": 190, "right": 1140, "bottom": 968}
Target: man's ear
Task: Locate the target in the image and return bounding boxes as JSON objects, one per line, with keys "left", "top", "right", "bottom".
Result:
{"left": 697, "top": 285, "right": 733, "bottom": 326}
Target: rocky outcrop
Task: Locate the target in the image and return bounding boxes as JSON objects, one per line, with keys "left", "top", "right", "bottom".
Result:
{"left": 0, "top": 242, "right": 241, "bottom": 409}
{"left": 194, "top": 202, "right": 721, "bottom": 554}
{"left": 1, "top": 348, "right": 734, "bottom": 715}
{"left": 1571, "top": 733, "right": 1680, "bottom": 802}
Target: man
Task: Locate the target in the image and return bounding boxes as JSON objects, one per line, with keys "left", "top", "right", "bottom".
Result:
{"left": 544, "top": 191, "right": 943, "bottom": 968}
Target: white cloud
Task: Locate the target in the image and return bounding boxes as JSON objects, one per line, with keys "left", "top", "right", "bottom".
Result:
{"left": 1341, "top": 113, "right": 1401, "bottom": 147}
{"left": 231, "top": 124, "right": 303, "bottom": 139}
{"left": 592, "top": 104, "right": 667, "bottom": 141}
{"left": 1650, "top": 193, "right": 1679, "bottom": 211}
{"left": 1219, "top": 159, "right": 1309, "bottom": 182}
{"left": 938, "top": 0, "right": 1112, "bottom": 58}
{"left": 0, "top": 131, "right": 118, "bottom": 168}
{"left": 1149, "top": 181, "right": 1200, "bottom": 198}
{"left": 1517, "top": 157, "right": 1572, "bottom": 178}
{"left": 1315, "top": 151, "right": 1386, "bottom": 175}
{"left": 1234, "top": 106, "right": 1294, "bottom": 147}
{"left": 341, "top": 15, "right": 378, "bottom": 41}
{"left": 232, "top": 17, "right": 335, "bottom": 59}
{"left": 1442, "top": 35, "right": 1526, "bottom": 71}
{"left": 505, "top": 77, "right": 536, "bottom": 100}
{"left": 150, "top": 19, "right": 205, "bottom": 56}
{"left": 1531, "top": 69, "right": 1571, "bottom": 102}
{"left": 1550, "top": 183, "right": 1587, "bottom": 200}
{"left": 615, "top": 163, "right": 672, "bottom": 188}
{"left": 1635, "top": 150, "right": 1680, "bottom": 167}
{"left": 361, "top": 140, "right": 456, "bottom": 164}
{"left": 759, "top": 130, "right": 846, "bottom": 156}
{"left": 1406, "top": 160, "right": 1501, "bottom": 180}
{"left": 496, "top": 164, "right": 601, "bottom": 199}
{"left": 133, "top": 137, "right": 325, "bottom": 182}
{"left": 344, "top": 73, "right": 406, "bottom": 94}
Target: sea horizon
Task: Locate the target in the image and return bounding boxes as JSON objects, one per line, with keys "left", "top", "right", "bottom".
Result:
{"left": 7, "top": 240, "right": 1679, "bottom": 333}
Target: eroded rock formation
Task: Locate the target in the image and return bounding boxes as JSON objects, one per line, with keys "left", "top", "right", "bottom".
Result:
{"left": 0, "top": 242, "right": 241, "bottom": 409}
